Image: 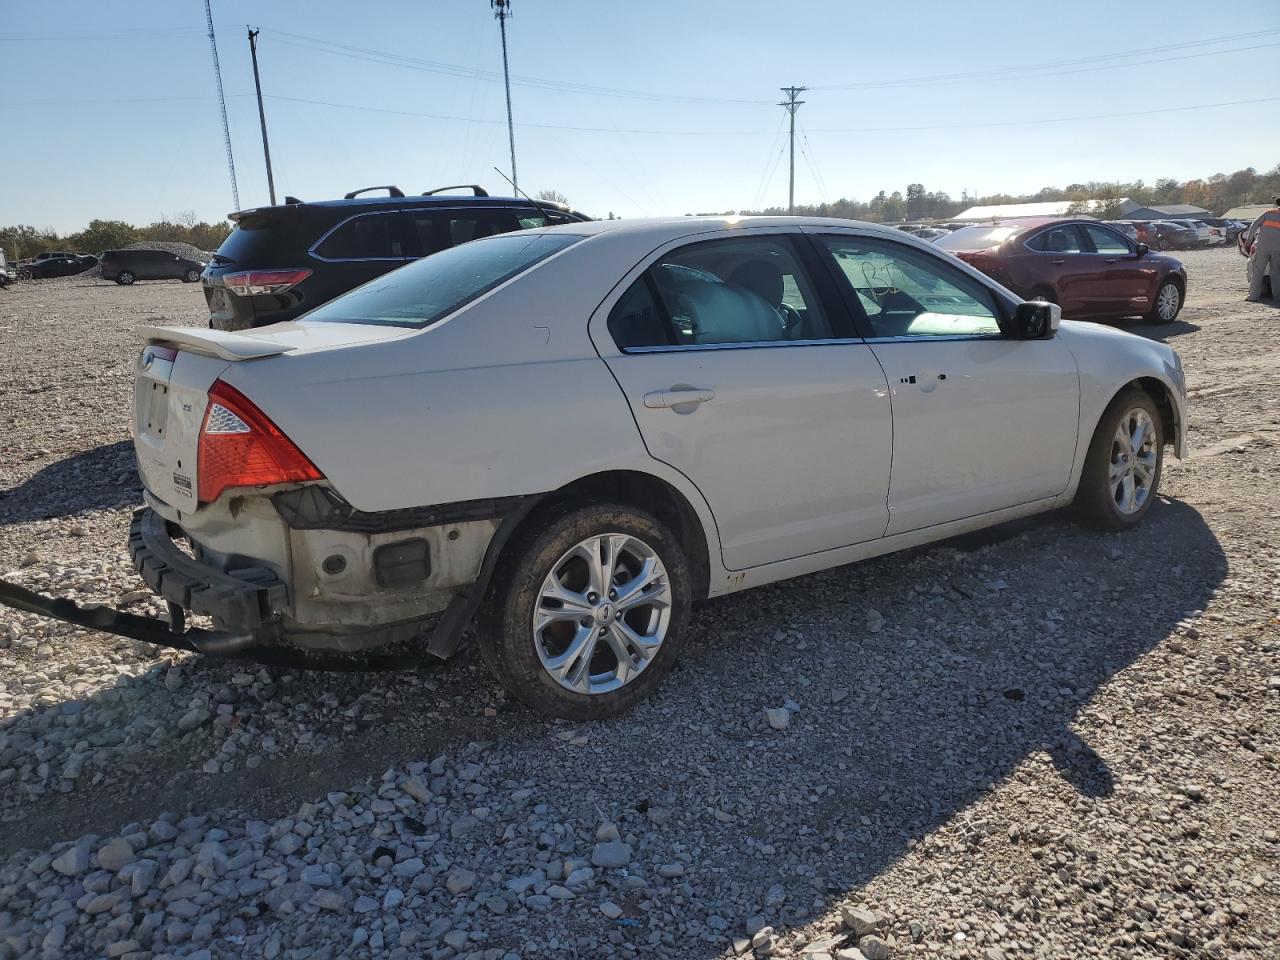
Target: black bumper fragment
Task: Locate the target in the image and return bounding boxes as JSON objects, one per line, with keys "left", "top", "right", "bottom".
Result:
{"left": 127, "top": 508, "right": 287, "bottom": 630}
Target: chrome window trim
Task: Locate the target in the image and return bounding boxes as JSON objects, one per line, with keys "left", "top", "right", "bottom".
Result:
{"left": 309, "top": 209, "right": 409, "bottom": 264}
{"left": 862, "top": 332, "right": 1008, "bottom": 344}
{"left": 622, "top": 337, "right": 867, "bottom": 354}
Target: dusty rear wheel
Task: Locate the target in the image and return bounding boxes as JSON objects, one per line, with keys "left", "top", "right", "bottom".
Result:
{"left": 478, "top": 501, "right": 691, "bottom": 720}
{"left": 1075, "top": 387, "right": 1164, "bottom": 531}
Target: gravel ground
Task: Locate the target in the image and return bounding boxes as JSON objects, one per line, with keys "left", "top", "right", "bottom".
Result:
{"left": 0, "top": 250, "right": 1277, "bottom": 960}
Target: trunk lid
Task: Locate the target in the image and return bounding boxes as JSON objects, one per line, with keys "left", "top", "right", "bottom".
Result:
{"left": 134, "top": 322, "right": 416, "bottom": 511}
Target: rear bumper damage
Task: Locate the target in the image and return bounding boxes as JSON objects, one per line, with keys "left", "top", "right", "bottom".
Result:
{"left": 128, "top": 508, "right": 287, "bottom": 634}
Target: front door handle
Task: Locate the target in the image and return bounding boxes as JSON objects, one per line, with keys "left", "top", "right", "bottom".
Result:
{"left": 1051, "top": 259, "right": 1066, "bottom": 265}
{"left": 644, "top": 387, "right": 715, "bottom": 409}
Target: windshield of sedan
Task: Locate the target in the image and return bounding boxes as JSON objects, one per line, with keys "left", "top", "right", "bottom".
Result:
{"left": 933, "top": 225, "right": 1020, "bottom": 251}
{"left": 304, "top": 232, "right": 582, "bottom": 328}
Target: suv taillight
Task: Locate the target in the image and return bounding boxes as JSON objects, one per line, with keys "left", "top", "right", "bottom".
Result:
{"left": 222, "top": 268, "right": 312, "bottom": 296}
{"left": 197, "top": 380, "right": 323, "bottom": 503}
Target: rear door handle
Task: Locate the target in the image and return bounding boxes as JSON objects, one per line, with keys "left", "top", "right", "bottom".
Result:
{"left": 644, "top": 387, "right": 715, "bottom": 409}
{"left": 1051, "top": 259, "right": 1066, "bottom": 265}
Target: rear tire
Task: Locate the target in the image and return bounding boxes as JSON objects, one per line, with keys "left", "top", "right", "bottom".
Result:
{"left": 116, "top": 271, "right": 135, "bottom": 286}
{"left": 1145, "top": 278, "right": 1182, "bottom": 323}
{"left": 1030, "top": 285, "right": 1057, "bottom": 305}
{"left": 1075, "top": 387, "right": 1164, "bottom": 531}
{"left": 477, "top": 501, "right": 691, "bottom": 720}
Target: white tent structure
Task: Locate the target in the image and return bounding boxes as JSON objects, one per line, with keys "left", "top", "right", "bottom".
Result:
{"left": 953, "top": 198, "right": 1135, "bottom": 221}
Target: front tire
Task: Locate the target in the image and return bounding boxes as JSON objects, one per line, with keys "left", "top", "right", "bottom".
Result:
{"left": 183, "top": 269, "right": 200, "bottom": 283}
{"left": 1146, "top": 278, "right": 1182, "bottom": 323}
{"left": 116, "top": 271, "right": 135, "bottom": 286}
{"left": 1075, "top": 387, "right": 1164, "bottom": 531}
{"left": 477, "top": 501, "right": 691, "bottom": 720}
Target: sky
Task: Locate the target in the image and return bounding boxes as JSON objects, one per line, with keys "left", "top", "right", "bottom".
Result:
{"left": 2, "top": 0, "right": 1278, "bottom": 232}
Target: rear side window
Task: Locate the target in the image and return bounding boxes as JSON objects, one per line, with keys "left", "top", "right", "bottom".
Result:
{"left": 315, "top": 213, "right": 405, "bottom": 260}
{"left": 609, "top": 235, "right": 831, "bottom": 349}
{"left": 1027, "top": 226, "right": 1083, "bottom": 253}
{"left": 304, "top": 232, "right": 581, "bottom": 328}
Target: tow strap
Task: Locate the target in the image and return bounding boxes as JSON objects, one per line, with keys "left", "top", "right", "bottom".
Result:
{"left": 0, "top": 578, "right": 441, "bottom": 673}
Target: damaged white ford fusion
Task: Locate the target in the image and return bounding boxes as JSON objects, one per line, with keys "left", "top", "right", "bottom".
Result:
{"left": 109, "top": 218, "right": 1188, "bottom": 717}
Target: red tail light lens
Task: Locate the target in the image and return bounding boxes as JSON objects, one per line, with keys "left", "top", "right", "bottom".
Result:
{"left": 222, "top": 268, "right": 312, "bottom": 296}
{"left": 197, "top": 380, "right": 322, "bottom": 503}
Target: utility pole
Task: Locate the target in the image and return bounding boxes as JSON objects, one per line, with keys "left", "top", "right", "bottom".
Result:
{"left": 247, "top": 27, "right": 277, "bottom": 206}
{"left": 778, "top": 86, "right": 807, "bottom": 214}
{"left": 491, "top": 0, "right": 518, "bottom": 191}
{"left": 204, "top": 0, "right": 239, "bottom": 211}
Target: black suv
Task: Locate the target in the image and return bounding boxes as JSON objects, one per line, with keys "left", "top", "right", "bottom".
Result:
{"left": 203, "top": 185, "right": 588, "bottom": 330}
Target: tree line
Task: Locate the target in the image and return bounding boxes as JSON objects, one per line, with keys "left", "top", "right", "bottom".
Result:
{"left": 730, "top": 164, "right": 1280, "bottom": 222}
{"left": 1, "top": 214, "right": 232, "bottom": 261}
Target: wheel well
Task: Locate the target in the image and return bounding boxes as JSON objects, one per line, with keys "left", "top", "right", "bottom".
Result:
{"left": 1133, "top": 377, "right": 1177, "bottom": 444}
{"left": 1162, "top": 273, "right": 1185, "bottom": 295}
{"left": 531, "top": 471, "right": 712, "bottom": 600}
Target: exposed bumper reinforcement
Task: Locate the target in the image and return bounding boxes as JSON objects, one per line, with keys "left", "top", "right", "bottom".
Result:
{"left": 127, "top": 507, "right": 287, "bottom": 631}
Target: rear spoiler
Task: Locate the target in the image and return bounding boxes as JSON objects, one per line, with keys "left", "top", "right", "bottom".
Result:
{"left": 140, "top": 324, "right": 295, "bottom": 361}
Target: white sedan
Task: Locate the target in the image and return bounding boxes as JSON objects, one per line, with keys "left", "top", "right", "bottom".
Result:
{"left": 132, "top": 217, "right": 1187, "bottom": 718}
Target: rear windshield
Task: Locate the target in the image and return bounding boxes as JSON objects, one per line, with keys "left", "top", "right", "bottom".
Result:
{"left": 303, "top": 232, "right": 582, "bottom": 328}
{"left": 933, "top": 225, "right": 1022, "bottom": 251}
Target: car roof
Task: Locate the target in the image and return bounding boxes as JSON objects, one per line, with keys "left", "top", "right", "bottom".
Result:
{"left": 231, "top": 193, "right": 569, "bottom": 219}
{"left": 530, "top": 215, "right": 923, "bottom": 243}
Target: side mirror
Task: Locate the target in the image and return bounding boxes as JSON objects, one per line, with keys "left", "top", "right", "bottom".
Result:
{"left": 1013, "top": 299, "right": 1061, "bottom": 339}
{"left": 1134, "top": 242, "right": 1149, "bottom": 257}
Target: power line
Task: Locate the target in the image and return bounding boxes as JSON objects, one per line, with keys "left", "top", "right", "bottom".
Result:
{"left": 0, "top": 30, "right": 204, "bottom": 41}
{"left": 203, "top": 0, "right": 239, "bottom": 211}
{"left": 491, "top": 0, "right": 518, "bottom": 192}
{"left": 248, "top": 27, "right": 277, "bottom": 206}
{"left": 778, "top": 86, "right": 806, "bottom": 214}
{"left": 811, "top": 29, "right": 1280, "bottom": 90}
{"left": 805, "top": 95, "right": 1280, "bottom": 133}
{"left": 258, "top": 28, "right": 774, "bottom": 105}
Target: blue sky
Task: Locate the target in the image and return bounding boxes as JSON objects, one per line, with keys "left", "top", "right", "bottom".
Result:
{"left": 2, "top": 0, "right": 1278, "bottom": 231}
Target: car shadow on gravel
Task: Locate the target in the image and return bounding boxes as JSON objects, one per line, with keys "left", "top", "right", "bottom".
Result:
{"left": 1, "top": 497, "right": 1226, "bottom": 957}
{"left": 0, "top": 440, "right": 141, "bottom": 525}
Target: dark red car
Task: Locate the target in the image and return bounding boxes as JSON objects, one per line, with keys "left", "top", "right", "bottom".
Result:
{"left": 935, "top": 218, "right": 1187, "bottom": 323}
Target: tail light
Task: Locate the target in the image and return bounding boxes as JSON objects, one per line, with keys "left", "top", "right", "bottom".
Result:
{"left": 197, "top": 380, "right": 322, "bottom": 503}
{"left": 222, "top": 268, "right": 312, "bottom": 297}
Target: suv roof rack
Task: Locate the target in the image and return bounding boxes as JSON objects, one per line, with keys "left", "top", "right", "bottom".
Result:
{"left": 422, "top": 185, "right": 490, "bottom": 197}
{"left": 344, "top": 185, "right": 405, "bottom": 200}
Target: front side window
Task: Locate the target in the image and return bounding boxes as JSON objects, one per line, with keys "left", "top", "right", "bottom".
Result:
{"left": 1027, "top": 225, "right": 1084, "bottom": 254}
{"left": 608, "top": 235, "right": 831, "bottom": 350}
{"left": 1083, "top": 224, "right": 1132, "bottom": 255}
{"left": 819, "top": 236, "right": 1002, "bottom": 339}
{"left": 304, "top": 232, "right": 580, "bottom": 328}
{"left": 315, "top": 213, "right": 406, "bottom": 260}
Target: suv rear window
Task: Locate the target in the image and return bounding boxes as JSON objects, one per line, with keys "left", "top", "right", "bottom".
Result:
{"left": 304, "top": 232, "right": 581, "bottom": 328}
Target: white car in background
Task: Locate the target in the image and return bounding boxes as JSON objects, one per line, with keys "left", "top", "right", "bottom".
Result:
{"left": 131, "top": 217, "right": 1187, "bottom": 718}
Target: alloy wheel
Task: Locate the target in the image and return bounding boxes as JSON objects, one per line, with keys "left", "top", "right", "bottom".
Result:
{"left": 533, "top": 532, "right": 672, "bottom": 695}
{"left": 1109, "top": 407, "right": 1158, "bottom": 514}
{"left": 1156, "top": 283, "right": 1180, "bottom": 321}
